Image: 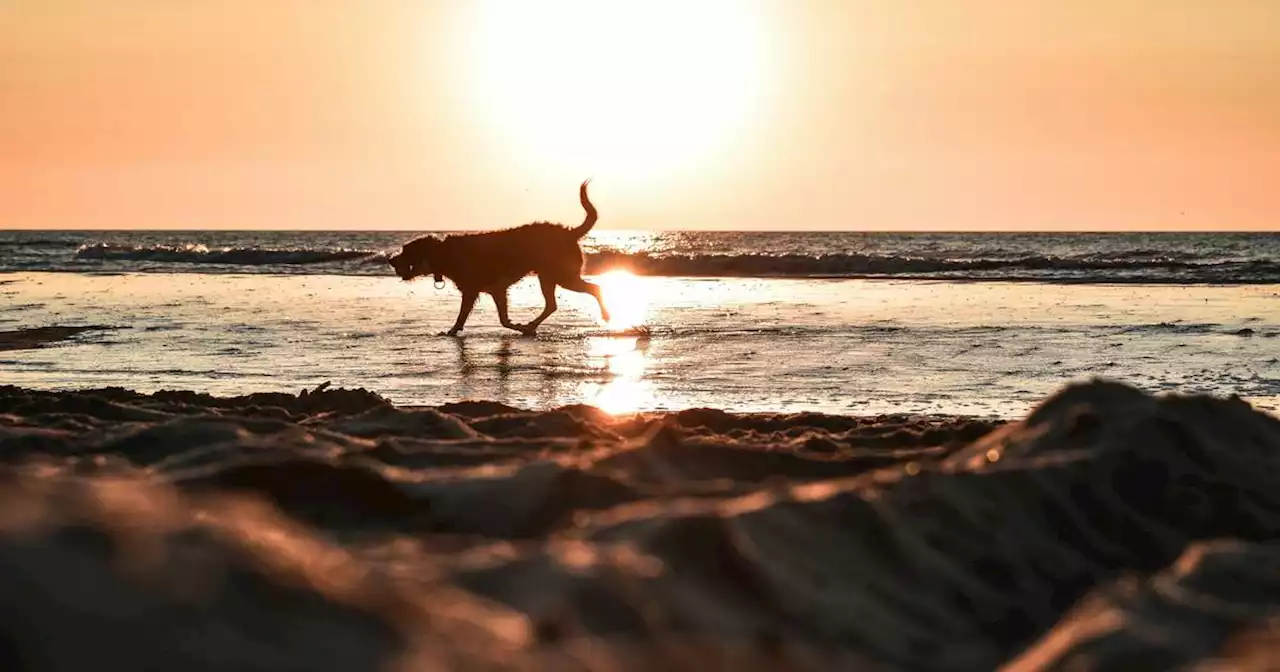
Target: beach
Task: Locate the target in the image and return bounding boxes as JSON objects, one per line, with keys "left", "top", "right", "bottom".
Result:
{"left": 1, "top": 379, "right": 1278, "bottom": 670}
{"left": 7, "top": 0, "right": 1279, "bottom": 666}
{"left": 2, "top": 230, "right": 1279, "bottom": 669}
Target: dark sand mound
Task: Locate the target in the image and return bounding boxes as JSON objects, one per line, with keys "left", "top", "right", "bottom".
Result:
{"left": 0, "top": 381, "right": 1277, "bottom": 670}
{"left": 0, "top": 325, "right": 113, "bottom": 351}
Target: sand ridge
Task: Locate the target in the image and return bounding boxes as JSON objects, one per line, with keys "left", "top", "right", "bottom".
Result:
{"left": 0, "top": 381, "right": 1277, "bottom": 670}
{"left": 0, "top": 325, "right": 115, "bottom": 351}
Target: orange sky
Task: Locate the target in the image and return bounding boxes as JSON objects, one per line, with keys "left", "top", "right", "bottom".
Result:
{"left": 2, "top": 0, "right": 1277, "bottom": 231}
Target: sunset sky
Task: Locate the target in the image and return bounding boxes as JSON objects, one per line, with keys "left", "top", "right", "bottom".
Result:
{"left": 2, "top": 0, "right": 1277, "bottom": 231}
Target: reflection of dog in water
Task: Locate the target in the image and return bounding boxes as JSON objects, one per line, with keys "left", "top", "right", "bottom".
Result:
{"left": 388, "top": 181, "right": 610, "bottom": 336}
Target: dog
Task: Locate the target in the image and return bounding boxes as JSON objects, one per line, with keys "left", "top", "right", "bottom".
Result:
{"left": 388, "top": 180, "right": 610, "bottom": 336}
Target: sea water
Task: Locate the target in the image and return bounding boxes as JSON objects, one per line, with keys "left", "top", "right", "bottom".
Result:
{"left": 2, "top": 231, "right": 1277, "bottom": 416}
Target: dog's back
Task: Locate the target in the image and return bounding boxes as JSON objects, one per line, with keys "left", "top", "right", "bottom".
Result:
{"left": 439, "top": 223, "right": 581, "bottom": 287}
{"left": 433, "top": 181, "right": 597, "bottom": 290}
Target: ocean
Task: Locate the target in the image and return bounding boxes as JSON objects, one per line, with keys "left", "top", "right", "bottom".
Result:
{"left": 3, "top": 229, "right": 1279, "bottom": 283}
{"left": 2, "top": 230, "right": 1277, "bottom": 416}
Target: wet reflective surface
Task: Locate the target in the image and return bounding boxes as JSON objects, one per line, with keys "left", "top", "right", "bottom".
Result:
{"left": 2, "top": 271, "right": 1277, "bottom": 416}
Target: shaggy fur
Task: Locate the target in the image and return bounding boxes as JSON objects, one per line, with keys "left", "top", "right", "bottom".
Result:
{"left": 388, "top": 181, "right": 610, "bottom": 336}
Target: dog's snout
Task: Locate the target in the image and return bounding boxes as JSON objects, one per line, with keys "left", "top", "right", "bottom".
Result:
{"left": 388, "top": 252, "right": 416, "bottom": 280}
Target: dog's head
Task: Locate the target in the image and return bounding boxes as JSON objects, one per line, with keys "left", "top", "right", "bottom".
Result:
{"left": 388, "top": 236, "right": 443, "bottom": 282}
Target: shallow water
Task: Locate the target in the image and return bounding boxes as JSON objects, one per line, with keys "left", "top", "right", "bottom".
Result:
{"left": 3, "top": 272, "right": 1277, "bottom": 416}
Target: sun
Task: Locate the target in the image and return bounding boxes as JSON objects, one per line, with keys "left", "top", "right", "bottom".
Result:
{"left": 593, "top": 269, "right": 650, "bottom": 330}
{"left": 461, "top": 0, "right": 770, "bottom": 186}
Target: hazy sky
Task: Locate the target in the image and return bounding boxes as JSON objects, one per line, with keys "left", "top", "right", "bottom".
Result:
{"left": 2, "top": 0, "right": 1278, "bottom": 231}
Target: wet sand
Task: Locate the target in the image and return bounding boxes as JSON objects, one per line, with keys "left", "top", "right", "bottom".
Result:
{"left": 0, "top": 380, "right": 1277, "bottom": 670}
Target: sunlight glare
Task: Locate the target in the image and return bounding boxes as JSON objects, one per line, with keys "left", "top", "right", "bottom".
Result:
{"left": 585, "top": 230, "right": 663, "bottom": 255}
{"left": 583, "top": 335, "right": 654, "bottom": 414}
{"left": 463, "top": 0, "right": 770, "bottom": 186}
{"left": 594, "top": 269, "right": 650, "bottom": 330}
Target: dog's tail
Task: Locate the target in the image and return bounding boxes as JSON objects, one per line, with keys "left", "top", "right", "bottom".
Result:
{"left": 570, "top": 179, "right": 598, "bottom": 239}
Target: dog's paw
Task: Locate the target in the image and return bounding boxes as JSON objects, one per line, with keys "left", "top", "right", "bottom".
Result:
{"left": 444, "top": 329, "right": 462, "bottom": 337}
{"left": 518, "top": 326, "right": 539, "bottom": 338}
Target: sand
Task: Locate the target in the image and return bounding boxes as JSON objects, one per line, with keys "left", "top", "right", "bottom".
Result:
{"left": 0, "top": 380, "right": 1278, "bottom": 670}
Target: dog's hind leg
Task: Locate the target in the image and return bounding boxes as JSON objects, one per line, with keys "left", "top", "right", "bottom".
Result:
{"left": 519, "top": 277, "right": 559, "bottom": 336}
{"left": 447, "top": 291, "right": 479, "bottom": 336}
{"left": 490, "top": 290, "right": 524, "bottom": 333}
{"left": 558, "top": 277, "right": 611, "bottom": 323}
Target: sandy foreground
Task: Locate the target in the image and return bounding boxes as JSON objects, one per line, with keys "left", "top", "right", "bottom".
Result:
{"left": 0, "top": 377, "right": 1278, "bottom": 671}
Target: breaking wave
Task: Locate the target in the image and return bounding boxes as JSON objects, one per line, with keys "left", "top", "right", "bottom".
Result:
{"left": 583, "top": 251, "right": 1280, "bottom": 282}
{"left": 76, "top": 243, "right": 380, "bottom": 265}
{"left": 0, "top": 235, "right": 1268, "bottom": 284}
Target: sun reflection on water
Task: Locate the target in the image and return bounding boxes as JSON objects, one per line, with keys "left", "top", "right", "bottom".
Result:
{"left": 592, "top": 269, "right": 651, "bottom": 331}
{"left": 582, "top": 334, "right": 655, "bottom": 415}
{"left": 584, "top": 230, "right": 664, "bottom": 255}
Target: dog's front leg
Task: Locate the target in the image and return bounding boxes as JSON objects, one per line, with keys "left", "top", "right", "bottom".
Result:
{"left": 490, "top": 290, "right": 525, "bottom": 333}
{"left": 447, "top": 291, "right": 479, "bottom": 336}
{"left": 519, "top": 277, "right": 559, "bottom": 336}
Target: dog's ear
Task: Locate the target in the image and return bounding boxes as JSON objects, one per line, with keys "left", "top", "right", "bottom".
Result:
{"left": 396, "top": 235, "right": 434, "bottom": 260}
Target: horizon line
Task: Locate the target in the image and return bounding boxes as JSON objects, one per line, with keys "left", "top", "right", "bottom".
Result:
{"left": 2, "top": 227, "right": 1277, "bottom": 235}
